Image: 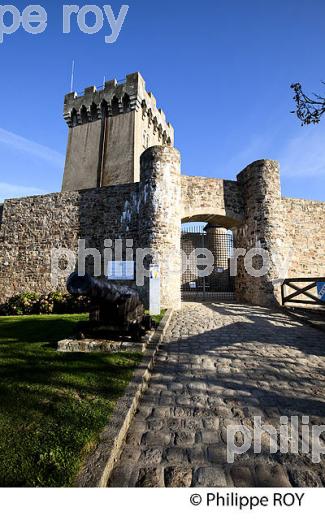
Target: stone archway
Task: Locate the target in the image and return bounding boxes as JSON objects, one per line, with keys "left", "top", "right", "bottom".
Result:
{"left": 139, "top": 147, "right": 286, "bottom": 310}
{"left": 181, "top": 175, "right": 244, "bottom": 228}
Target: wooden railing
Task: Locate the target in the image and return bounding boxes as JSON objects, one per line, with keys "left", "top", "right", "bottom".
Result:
{"left": 281, "top": 277, "right": 325, "bottom": 306}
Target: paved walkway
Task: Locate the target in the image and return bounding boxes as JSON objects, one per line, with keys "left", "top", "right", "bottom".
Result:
{"left": 108, "top": 303, "right": 325, "bottom": 487}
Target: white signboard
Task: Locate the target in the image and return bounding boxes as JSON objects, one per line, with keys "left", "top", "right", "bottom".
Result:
{"left": 149, "top": 264, "right": 160, "bottom": 315}
{"left": 107, "top": 261, "right": 134, "bottom": 280}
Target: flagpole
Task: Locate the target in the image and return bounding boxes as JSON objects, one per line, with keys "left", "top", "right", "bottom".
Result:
{"left": 70, "top": 60, "right": 75, "bottom": 92}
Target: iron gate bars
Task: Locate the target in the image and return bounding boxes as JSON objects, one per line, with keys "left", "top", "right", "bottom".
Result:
{"left": 181, "top": 224, "right": 234, "bottom": 300}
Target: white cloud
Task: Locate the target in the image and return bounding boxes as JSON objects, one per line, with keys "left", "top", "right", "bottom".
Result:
{"left": 279, "top": 126, "right": 325, "bottom": 178}
{"left": 0, "top": 127, "right": 65, "bottom": 167}
{"left": 224, "top": 124, "right": 325, "bottom": 181}
{"left": 0, "top": 182, "right": 46, "bottom": 202}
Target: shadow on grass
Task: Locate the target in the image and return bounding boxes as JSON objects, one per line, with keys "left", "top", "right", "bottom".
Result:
{"left": 0, "top": 314, "right": 141, "bottom": 487}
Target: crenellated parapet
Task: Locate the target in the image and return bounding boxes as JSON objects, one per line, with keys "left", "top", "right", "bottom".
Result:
{"left": 63, "top": 72, "right": 173, "bottom": 145}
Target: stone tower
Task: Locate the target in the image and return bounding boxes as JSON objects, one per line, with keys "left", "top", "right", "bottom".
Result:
{"left": 235, "top": 160, "right": 286, "bottom": 306}
{"left": 62, "top": 72, "right": 174, "bottom": 191}
{"left": 139, "top": 146, "right": 182, "bottom": 309}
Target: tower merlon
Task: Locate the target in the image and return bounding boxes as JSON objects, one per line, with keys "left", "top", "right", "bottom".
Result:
{"left": 63, "top": 71, "right": 173, "bottom": 140}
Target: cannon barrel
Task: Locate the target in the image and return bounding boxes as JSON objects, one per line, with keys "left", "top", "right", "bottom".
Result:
{"left": 67, "top": 272, "right": 141, "bottom": 311}
{"left": 66, "top": 272, "right": 150, "bottom": 340}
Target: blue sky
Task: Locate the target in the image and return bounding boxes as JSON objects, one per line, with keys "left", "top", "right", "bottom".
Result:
{"left": 0, "top": 0, "right": 325, "bottom": 202}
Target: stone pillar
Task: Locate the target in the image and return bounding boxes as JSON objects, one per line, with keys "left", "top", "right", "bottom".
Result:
{"left": 138, "top": 146, "right": 181, "bottom": 310}
{"left": 235, "top": 160, "right": 285, "bottom": 306}
{"left": 204, "top": 225, "right": 230, "bottom": 291}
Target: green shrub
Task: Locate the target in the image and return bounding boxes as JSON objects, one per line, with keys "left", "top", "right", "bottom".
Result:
{"left": 1, "top": 292, "right": 40, "bottom": 316}
{"left": 39, "top": 295, "right": 54, "bottom": 314}
{"left": 63, "top": 294, "right": 90, "bottom": 314}
{"left": 0, "top": 291, "right": 90, "bottom": 316}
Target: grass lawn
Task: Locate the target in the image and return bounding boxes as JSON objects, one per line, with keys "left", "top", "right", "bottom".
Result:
{"left": 0, "top": 314, "right": 141, "bottom": 487}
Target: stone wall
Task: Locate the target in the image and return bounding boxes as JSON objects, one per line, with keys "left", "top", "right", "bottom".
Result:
{"left": 63, "top": 120, "right": 102, "bottom": 190}
{"left": 282, "top": 197, "right": 325, "bottom": 278}
{"left": 1, "top": 147, "right": 325, "bottom": 309}
{"left": 103, "top": 111, "right": 136, "bottom": 186}
{"left": 181, "top": 176, "right": 243, "bottom": 227}
{"left": 0, "top": 146, "right": 182, "bottom": 309}
{"left": 0, "top": 184, "right": 140, "bottom": 304}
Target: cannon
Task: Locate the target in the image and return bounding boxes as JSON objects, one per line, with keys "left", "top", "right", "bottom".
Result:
{"left": 67, "top": 272, "right": 151, "bottom": 340}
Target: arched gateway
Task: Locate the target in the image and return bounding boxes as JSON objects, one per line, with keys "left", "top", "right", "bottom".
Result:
{"left": 137, "top": 146, "right": 287, "bottom": 310}
{"left": 180, "top": 176, "right": 243, "bottom": 302}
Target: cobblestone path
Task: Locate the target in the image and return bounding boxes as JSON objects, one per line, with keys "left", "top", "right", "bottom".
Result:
{"left": 108, "top": 303, "right": 325, "bottom": 487}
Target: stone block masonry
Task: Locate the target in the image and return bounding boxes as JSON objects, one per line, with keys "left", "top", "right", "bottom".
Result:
{"left": 235, "top": 159, "right": 287, "bottom": 306}
{"left": 282, "top": 197, "right": 325, "bottom": 278}
{"left": 1, "top": 150, "right": 325, "bottom": 309}
{"left": 139, "top": 146, "right": 182, "bottom": 309}
{"left": 181, "top": 176, "right": 243, "bottom": 227}
{"left": 0, "top": 147, "right": 181, "bottom": 309}
{"left": 0, "top": 183, "right": 139, "bottom": 303}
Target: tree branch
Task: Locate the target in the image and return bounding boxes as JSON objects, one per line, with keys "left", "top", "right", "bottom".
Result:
{"left": 290, "top": 82, "right": 325, "bottom": 125}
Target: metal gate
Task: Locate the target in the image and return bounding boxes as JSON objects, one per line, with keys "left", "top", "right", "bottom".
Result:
{"left": 181, "top": 224, "right": 235, "bottom": 301}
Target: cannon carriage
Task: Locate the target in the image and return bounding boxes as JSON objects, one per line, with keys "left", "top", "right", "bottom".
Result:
{"left": 67, "top": 272, "right": 151, "bottom": 340}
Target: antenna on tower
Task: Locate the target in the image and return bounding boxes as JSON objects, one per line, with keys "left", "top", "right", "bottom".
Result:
{"left": 70, "top": 60, "right": 75, "bottom": 92}
{"left": 103, "top": 75, "right": 106, "bottom": 87}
